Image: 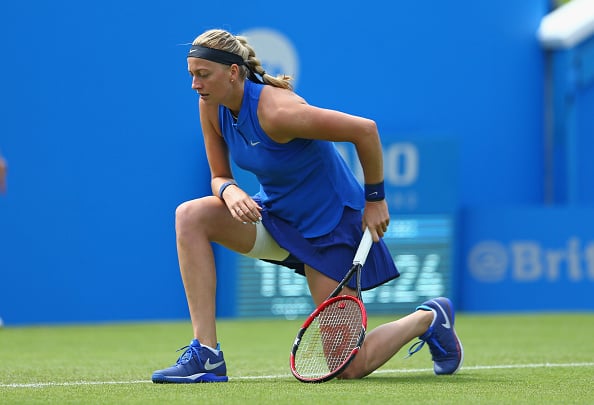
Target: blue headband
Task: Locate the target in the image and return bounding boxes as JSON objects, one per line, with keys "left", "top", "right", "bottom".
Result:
{"left": 187, "top": 45, "right": 245, "bottom": 66}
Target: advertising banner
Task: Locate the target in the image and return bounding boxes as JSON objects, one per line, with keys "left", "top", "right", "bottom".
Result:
{"left": 462, "top": 206, "right": 594, "bottom": 311}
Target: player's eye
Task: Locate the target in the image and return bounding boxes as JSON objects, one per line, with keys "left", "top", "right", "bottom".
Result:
{"left": 189, "top": 71, "right": 209, "bottom": 79}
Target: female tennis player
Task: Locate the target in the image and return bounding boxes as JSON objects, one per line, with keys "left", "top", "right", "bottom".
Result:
{"left": 151, "top": 28, "right": 463, "bottom": 383}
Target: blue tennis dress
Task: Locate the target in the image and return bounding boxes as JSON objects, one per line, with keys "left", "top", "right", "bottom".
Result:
{"left": 218, "top": 80, "right": 399, "bottom": 290}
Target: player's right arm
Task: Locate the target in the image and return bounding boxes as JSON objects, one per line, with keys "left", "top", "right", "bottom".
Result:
{"left": 198, "top": 98, "right": 234, "bottom": 196}
{"left": 199, "top": 99, "right": 261, "bottom": 222}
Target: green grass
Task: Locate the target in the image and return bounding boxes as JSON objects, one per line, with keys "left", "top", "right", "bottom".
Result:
{"left": 1, "top": 313, "right": 593, "bottom": 404}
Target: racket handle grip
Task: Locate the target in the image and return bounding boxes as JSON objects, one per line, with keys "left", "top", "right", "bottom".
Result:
{"left": 354, "top": 228, "right": 373, "bottom": 266}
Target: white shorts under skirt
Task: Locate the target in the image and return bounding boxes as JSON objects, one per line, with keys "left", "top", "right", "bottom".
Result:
{"left": 241, "top": 199, "right": 400, "bottom": 291}
{"left": 244, "top": 221, "right": 290, "bottom": 261}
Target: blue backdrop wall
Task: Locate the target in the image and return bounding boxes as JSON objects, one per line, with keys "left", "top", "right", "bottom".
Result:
{"left": 0, "top": 0, "right": 561, "bottom": 325}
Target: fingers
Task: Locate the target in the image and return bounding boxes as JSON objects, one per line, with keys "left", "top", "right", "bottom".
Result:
{"left": 232, "top": 203, "right": 262, "bottom": 224}
{"left": 364, "top": 218, "right": 389, "bottom": 242}
{"left": 221, "top": 185, "right": 263, "bottom": 224}
{"left": 368, "top": 225, "right": 386, "bottom": 242}
{"left": 363, "top": 200, "right": 390, "bottom": 241}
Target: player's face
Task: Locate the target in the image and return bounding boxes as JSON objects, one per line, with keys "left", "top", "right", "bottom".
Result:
{"left": 187, "top": 58, "right": 232, "bottom": 104}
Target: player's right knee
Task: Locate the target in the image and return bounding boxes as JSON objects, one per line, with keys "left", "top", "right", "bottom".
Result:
{"left": 175, "top": 199, "right": 209, "bottom": 232}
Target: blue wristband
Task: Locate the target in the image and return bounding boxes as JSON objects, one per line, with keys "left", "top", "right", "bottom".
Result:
{"left": 218, "top": 181, "right": 237, "bottom": 199}
{"left": 364, "top": 181, "right": 385, "bottom": 202}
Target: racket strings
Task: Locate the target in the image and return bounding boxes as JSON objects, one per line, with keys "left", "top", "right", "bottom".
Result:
{"left": 294, "top": 298, "right": 363, "bottom": 378}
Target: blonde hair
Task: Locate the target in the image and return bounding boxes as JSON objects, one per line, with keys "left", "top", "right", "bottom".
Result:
{"left": 192, "top": 29, "right": 293, "bottom": 91}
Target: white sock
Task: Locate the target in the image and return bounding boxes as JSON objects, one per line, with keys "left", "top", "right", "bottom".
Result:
{"left": 201, "top": 343, "right": 220, "bottom": 355}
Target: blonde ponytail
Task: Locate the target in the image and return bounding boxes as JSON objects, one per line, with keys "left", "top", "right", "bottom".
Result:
{"left": 193, "top": 29, "right": 294, "bottom": 91}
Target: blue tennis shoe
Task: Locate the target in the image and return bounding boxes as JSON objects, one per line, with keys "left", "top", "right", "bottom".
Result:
{"left": 152, "top": 338, "right": 228, "bottom": 383}
{"left": 407, "top": 297, "right": 464, "bottom": 375}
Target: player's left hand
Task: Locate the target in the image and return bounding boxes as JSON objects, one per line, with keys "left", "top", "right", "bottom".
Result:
{"left": 362, "top": 200, "right": 389, "bottom": 242}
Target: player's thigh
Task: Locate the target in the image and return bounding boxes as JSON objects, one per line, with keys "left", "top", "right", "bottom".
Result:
{"left": 176, "top": 196, "right": 257, "bottom": 254}
{"left": 304, "top": 265, "right": 356, "bottom": 306}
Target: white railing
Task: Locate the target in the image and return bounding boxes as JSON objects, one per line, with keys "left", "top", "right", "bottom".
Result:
{"left": 538, "top": 0, "right": 594, "bottom": 49}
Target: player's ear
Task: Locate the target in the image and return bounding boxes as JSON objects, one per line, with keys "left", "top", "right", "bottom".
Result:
{"left": 229, "top": 64, "right": 240, "bottom": 81}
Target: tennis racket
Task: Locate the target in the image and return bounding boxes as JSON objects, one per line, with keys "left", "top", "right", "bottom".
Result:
{"left": 290, "top": 228, "right": 373, "bottom": 383}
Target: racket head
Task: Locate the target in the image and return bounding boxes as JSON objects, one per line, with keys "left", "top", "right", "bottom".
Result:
{"left": 290, "top": 295, "right": 367, "bottom": 383}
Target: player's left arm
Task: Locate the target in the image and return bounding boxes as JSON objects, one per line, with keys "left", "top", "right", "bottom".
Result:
{"left": 257, "top": 87, "right": 389, "bottom": 241}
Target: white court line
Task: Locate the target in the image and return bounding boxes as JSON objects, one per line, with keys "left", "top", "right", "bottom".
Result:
{"left": 1, "top": 362, "right": 593, "bottom": 388}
